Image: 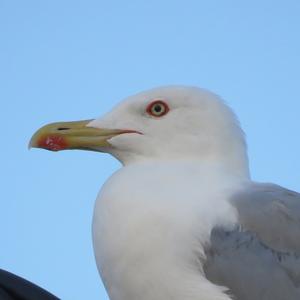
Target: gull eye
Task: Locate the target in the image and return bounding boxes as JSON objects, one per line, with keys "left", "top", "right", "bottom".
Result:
{"left": 146, "top": 100, "right": 169, "bottom": 117}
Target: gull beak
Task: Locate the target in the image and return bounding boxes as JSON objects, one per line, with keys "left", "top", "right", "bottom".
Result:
{"left": 29, "top": 119, "right": 140, "bottom": 152}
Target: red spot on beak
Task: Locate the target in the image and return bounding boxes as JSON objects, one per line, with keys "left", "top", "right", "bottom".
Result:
{"left": 37, "top": 135, "right": 68, "bottom": 151}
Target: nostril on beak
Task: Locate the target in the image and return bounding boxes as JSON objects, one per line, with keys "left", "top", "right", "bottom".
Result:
{"left": 57, "top": 127, "right": 70, "bottom": 131}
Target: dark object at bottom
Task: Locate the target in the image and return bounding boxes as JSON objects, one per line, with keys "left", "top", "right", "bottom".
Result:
{"left": 0, "top": 269, "right": 59, "bottom": 300}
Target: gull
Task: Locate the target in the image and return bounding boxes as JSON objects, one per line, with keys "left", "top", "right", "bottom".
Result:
{"left": 30, "top": 86, "right": 300, "bottom": 300}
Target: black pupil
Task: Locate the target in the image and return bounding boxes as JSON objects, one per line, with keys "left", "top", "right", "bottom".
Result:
{"left": 154, "top": 104, "right": 162, "bottom": 113}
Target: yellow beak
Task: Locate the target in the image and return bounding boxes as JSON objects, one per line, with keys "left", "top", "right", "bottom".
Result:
{"left": 29, "top": 119, "right": 139, "bottom": 152}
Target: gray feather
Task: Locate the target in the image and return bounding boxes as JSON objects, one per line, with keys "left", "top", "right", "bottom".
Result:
{"left": 204, "top": 183, "right": 300, "bottom": 300}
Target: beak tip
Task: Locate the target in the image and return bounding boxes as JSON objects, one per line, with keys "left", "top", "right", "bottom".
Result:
{"left": 28, "top": 139, "right": 34, "bottom": 150}
{"left": 28, "top": 134, "right": 38, "bottom": 150}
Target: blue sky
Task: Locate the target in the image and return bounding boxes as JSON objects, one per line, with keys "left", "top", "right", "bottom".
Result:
{"left": 1, "top": 1, "right": 299, "bottom": 299}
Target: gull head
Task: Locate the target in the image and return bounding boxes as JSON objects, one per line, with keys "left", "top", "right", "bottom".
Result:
{"left": 30, "top": 86, "right": 249, "bottom": 175}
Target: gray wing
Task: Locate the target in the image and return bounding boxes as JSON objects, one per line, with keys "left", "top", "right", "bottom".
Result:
{"left": 203, "top": 183, "right": 300, "bottom": 300}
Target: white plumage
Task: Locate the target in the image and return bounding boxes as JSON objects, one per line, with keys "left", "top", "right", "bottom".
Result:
{"left": 90, "top": 86, "right": 250, "bottom": 300}
{"left": 90, "top": 87, "right": 300, "bottom": 300}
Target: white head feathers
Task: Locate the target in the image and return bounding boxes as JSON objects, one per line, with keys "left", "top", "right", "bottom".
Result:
{"left": 88, "top": 86, "right": 249, "bottom": 177}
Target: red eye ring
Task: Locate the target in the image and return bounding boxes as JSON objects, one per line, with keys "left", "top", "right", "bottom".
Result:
{"left": 146, "top": 100, "right": 169, "bottom": 117}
